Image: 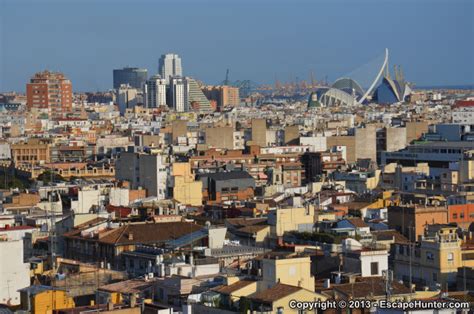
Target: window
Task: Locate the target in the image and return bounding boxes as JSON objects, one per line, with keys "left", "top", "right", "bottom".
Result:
{"left": 447, "top": 252, "right": 454, "bottom": 262}
{"left": 426, "top": 252, "right": 434, "bottom": 261}
{"left": 371, "top": 262, "right": 379, "bottom": 275}
{"left": 399, "top": 246, "right": 404, "bottom": 255}
{"left": 432, "top": 273, "right": 437, "bottom": 281}
{"left": 453, "top": 213, "right": 458, "bottom": 219}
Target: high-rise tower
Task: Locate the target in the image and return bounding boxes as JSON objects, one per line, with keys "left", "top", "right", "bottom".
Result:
{"left": 144, "top": 75, "right": 167, "bottom": 108}
{"left": 158, "top": 53, "right": 182, "bottom": 83}
{"left": 26, "top": 70, "right": 73, "bottom": 120}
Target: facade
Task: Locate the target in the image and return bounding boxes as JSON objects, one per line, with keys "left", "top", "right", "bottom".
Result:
{"left": 387, "top": 205, "right": 448, "bottom": 241}
{"left": 393, "top": 225, "right": 474, "bottom": 289}
{"left": 343, "top": 249, "right": 389, "bottom": 277}
{"left": 0, "top": 142, "right": 11, "bottom": 159}
{"left": 302, "top": 151, "right": 345, "bottom": 182}
{"left": 267, "top": 205, "right": 314, "bottom": 237}
{"left": 19, "top": 286, "right": 75, "bottom": 313}
{"left": 205, "top": 126, "right": 234, "bottom": 150}
{"left": 113, "top": 67, "right": 148, "bottom": 89}
{"left": 171, "top": 162, "right": 202, "bottom": 206}
{"left": 202, "top": 85, "right": 240, "bottom": 110}
{"left": 0, "top": 239, "right": 31, "bottom": 306}
{"left": 169, "top": 77, "right": 188, "bottom": 112}
{"left": 448, "top": 204, "right": 474, "bottom": 227}
{"left": 382, "top": 141, "right": 474, "bottom": 176}
{"left": 158, "top": 53, "right": 182, "bottom": 83}
{"left": 115, "top": 151, "right": 168, "bottom": 199}
{"left": 284, "top": 125, "right": 299, "bottom": 145}
{"left": 251, "top": 118, "right": 267, "bottom": 147}
{"left": 26, "top": 70, "right": 72, "bottom": 119}
{"left": 327, "top": 126, "right": 376, "bottom": 164}
{"left": 198, "top": 171, "right": 255, "bottom": 204}
{"left": 116, "top": 84, "right": 139, "bottom": 115}
{"left": 144, "top": 75, "right": 167, "bottom": 108}
{"left": 261, "top": 252, "right": 315, "bottom": 291}
{"left": 11, "top": 138, "right": 52, "bottom": 166}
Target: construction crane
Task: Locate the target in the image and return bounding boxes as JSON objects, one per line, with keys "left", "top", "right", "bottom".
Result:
{"left": 310, "top": 71, "right": 316, "bottom": 89}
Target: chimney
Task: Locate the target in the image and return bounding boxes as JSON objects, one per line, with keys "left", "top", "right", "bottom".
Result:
{"left": 130, "top": 294, "right": 137, "bottom": 308}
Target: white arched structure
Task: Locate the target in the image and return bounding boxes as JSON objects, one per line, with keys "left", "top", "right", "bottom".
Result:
{"left": 319, "top": 88, "right": 358, "bottom": 107}
{"left": 359, "top": 48, "right": 389, "bottom": 103}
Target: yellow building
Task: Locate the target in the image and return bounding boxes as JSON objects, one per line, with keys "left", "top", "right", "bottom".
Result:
{"left": 213, "top": 279, "right": 258, "bottom": 308}
{"left": 11, "top": 138, "right": 51, "bottom": 166}
{"left": 171, "top": 162, "right": 202, "bottom": 206}
{"left": 261, "top": 252, "right": 315, "bottom": 292}
{"left": 19, "top": 285, "right": 75, "bottom": 314}
{"left": 268, "top": 205, "right": 314, "bottom": 237}
{"left": 247, "top": 283, "right": 326, "bottom": 314}
{"left": 315, "top": 210, "right": 337, "bottom": 222}
{"left": 393, "top": 225, "right": 474, "bottom": 289}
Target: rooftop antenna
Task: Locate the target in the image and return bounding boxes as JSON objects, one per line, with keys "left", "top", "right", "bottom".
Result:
{"left": 49, "top": 191, "right": 57, "bottom": 274}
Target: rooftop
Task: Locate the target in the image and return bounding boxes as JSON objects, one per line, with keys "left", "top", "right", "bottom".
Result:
{"left": 248, "top": 283, "right": 303, "bottom": 303}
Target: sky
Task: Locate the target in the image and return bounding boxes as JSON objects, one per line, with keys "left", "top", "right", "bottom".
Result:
{"left": 0, "top": 0, "right": 473, "bottom": 92}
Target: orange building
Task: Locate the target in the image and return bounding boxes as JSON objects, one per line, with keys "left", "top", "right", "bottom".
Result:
{"left": 26, "top": 70, "right": 73, "bottom": 119}
{"left": 202, "top": 85, "right": 240, "bottom": 110}
{"left": 448, "top": 204, "right": 474, "bottom": 228}
{"left": 388, "top": 205, "right": 448, "bottom": 241}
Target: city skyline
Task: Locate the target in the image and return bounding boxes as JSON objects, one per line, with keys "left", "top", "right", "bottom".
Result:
{"left": 0, "top": 0, "right": 473, "bottom": 92}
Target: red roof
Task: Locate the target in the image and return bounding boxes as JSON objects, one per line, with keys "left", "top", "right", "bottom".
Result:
{"left": 454, "top": 100, "right": 474, "bottom": 108}
{"left": 0, "top": 225, "right": 35, "bottom": 231}
{"left": 106, "top": 205, "right": 132, "bottom": 218}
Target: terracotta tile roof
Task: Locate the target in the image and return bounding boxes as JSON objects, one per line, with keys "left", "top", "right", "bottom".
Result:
{"left": 106, "top": 204, "right": 132, "bottom": 218}
{"left": 372, "top": 229, "right": 409, "bottom": 243}
{"left": 98, "top": 222, "right": 203, "bottom": 245}
{"left": 74, "top": 217, "right": 108, "bottom": 230}
{"left": 99, "top": 278, "right": 154, "bottom": 294}
{"left": 214, "top": 280, "right": 256, "bottom": 295}
{"left": 334, "top": 277, "right": 411, "bottom": 299}
{"left": 226, "top": 217, "right": 267, "bottom": 228}
{"left": 341, "top": 202, "right": 371, "bottom": 210}
{"left": 63, "top": 221, "right": 204, "bottom": 246}
{"left": 249, "top": 283, "right": 302, "bottom": 303}
{"left": 345, "top": 218, "right": 368, "bottom": 228}
{"left": 237, "top": 225, "right": 269, "bottom": 235}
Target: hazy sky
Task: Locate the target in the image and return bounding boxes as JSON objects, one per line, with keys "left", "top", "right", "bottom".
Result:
{"left": 1, "top": 0, "right": 473, "bottom": 92}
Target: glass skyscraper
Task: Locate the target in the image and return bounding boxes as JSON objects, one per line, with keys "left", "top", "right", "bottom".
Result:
{"left": 113, "top": 67, "right": 148, "bottom": 89}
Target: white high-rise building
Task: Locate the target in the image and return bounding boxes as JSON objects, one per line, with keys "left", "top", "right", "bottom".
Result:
{"left": 144, "top": 75, "right": 167, "bottom": 108}
{"left": 170, "top": 77, "right": 189, "bottom": 112}
{"left": 158, "top": 53, "right": 182, "bottom": 83}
